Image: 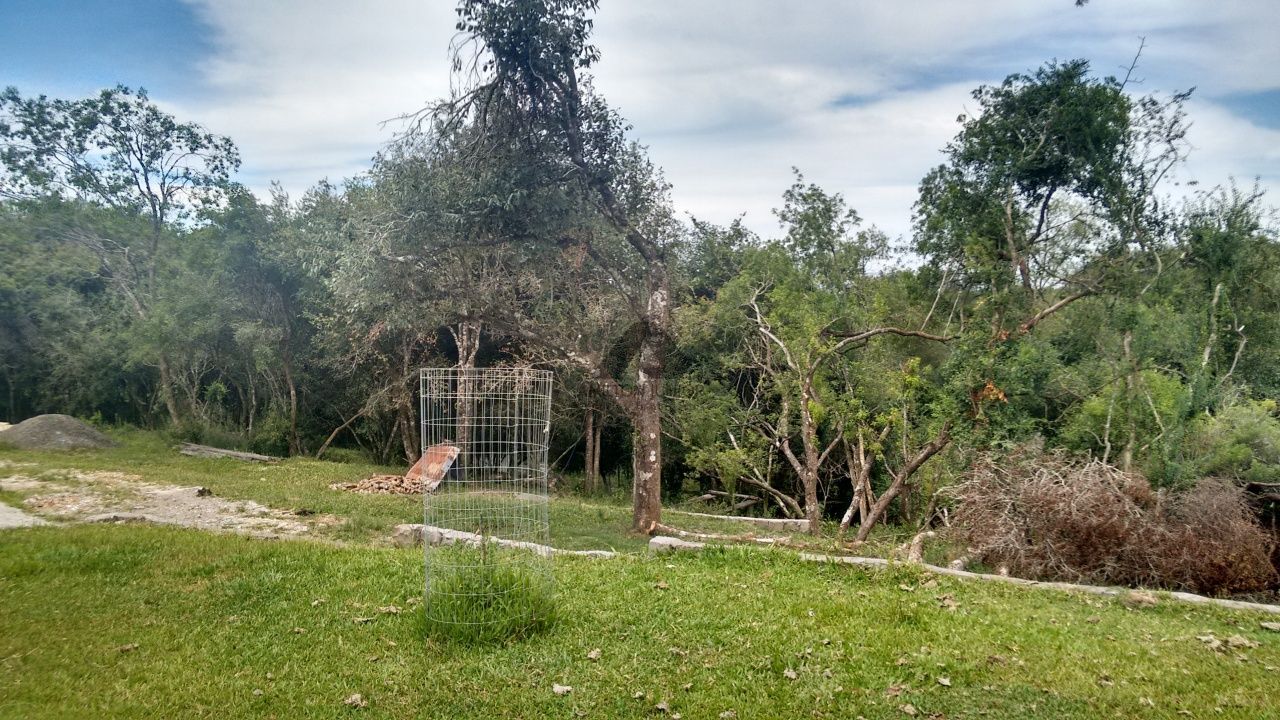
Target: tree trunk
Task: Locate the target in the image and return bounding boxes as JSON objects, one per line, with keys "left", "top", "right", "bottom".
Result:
{"left": 156, "top": 355, "right": 182, "bottom": 426}
{"left": 282, "top": 346, "right": 300, "bottom": 456}
{"left": 799, "top": 380, "right": 822, "bottom": 534}
{"left": 584, "top": 407, "right": 598, "bottom": 493}
{"left": 398, "top": 403, "right": 418, "bottom": 464}
{"left": 854, "top": 426, "right": 951, "bottom": 542}
{"left": 452, "top": 320, "right": 481, "bottom": 455}
{"left": 839, "top": 433, "right": 875, "bottom": 534}
{"left": 628, "top": 263, "right": 669, "bottom": 533}
{"left": 631, "top": 358, "right": 663, "bottom": 532}
{"left": 1121, "top": 330, "right": 1136, "bottom": 473}
{"left": 591, "top": 408, "right": 603, "bottom": 491}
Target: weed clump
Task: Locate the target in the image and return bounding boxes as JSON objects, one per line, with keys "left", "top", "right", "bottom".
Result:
{"left": 423, "top": 543, "right": 555, "bottom": 644}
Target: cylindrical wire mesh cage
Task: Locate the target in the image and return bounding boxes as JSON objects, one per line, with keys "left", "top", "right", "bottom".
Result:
{"left": 420, "top": 367, "right": 554, "bottom": 641}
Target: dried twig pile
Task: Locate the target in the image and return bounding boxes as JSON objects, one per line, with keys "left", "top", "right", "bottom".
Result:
{"left": 330, "top": 474, "right": 424, "bottom": 495}
{"left": 950, "top": 448, "right": 1277, "bottom": 595}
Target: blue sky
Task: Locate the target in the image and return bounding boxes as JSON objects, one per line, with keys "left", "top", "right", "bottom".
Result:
{"left": 3, "top": 0, "right": 1278, "bottom": 241}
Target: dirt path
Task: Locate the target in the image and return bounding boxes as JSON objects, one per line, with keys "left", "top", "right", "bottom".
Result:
{"left": 0, "top": 502, "right": 47, "bottom": 529}
{"left": 0, "top": 468, "right": 338, "bottom": 538}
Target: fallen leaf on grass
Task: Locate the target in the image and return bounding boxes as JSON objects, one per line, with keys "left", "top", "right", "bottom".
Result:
{"left": 311, "top": 599, "right": 325, "bottom": 607}
{"left": 115, "top": 643, "right": 139, "bottom": 653}
{"left": 655, "top": 701, "right": 670, "bottom": 713}
{"left": 587, "top": 648, "right": 601, "bottom": 661}
{"left": 654, "top": 581, "right": 670, "bottom": 591}
{"left": 900, "top": 704, "right": 918, "bottom": 716}
{"left": 1226, "top": 635, "right": 1259, "bottom": 649}
{"left": 343, "top": 693, "right": 368, "bottom": 708}
{"left": 553, "top": 684, "right": 573, "bottom": 696}
{"left": 1123, "top": 590, "right": 1158, "bottom": 608}
{"left": 292, "top": 627, "right": 306, "bottom": 635}
{"left": 783, "top": 668, "right": 798, "bottom": 680}
{"left": 1261, "top": 622, "right": 1280, "bottom": 632}
{"left": 1086, "top": 616, "right": 1101, "bottom": 624}
{"left": 718, "top": 712, "right": 737, "bottom": 719}
{"left": 936, "top": 594, "right": 958, "bottom": 611}
{"left": 1196, "top": 635, "right": 1224, "bottom": 651}
{"left": 352, "top": 617, "right": 375, "bottom": 624}
{"left": 886, "top": 684, "right": 906, "bottom": 697}
{"left": 253, "top": 689, "right": 263, "bottom": 697}
{"left": 898, "top": 584, "right": 915, "bottom": 592}
{"left": 378, "top": 605, "right": 401, "bottom": 615}
{"left": 936, "top": 676, "right": 951, "bottom": 687}
{"left": 633, "top": 691, "right": 646, "bottom": 700}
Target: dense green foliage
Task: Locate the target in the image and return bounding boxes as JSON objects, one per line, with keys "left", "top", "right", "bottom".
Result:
{"left": 3, "top": 0, "right": 1279, "bottom": 537}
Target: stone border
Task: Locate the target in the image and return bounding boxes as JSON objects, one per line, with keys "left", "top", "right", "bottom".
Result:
{"left": 391, "top": 523, "right": 616, "bottom": 558}
{"left": 650, "top": 535, "right": 1280, "bottom": 616}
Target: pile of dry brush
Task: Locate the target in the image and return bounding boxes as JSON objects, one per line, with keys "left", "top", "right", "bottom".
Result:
{"left": 950, "top": 448, "right": 1278, "bottom": 596}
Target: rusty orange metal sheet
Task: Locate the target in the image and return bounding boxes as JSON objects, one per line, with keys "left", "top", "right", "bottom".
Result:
{"left": 406, "top": 444, "right": 460, "bottom": 492}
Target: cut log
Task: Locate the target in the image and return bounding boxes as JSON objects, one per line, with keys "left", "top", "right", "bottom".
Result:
{"left": 178, "top": 443, "right": 279, "bottom": 463}
{"left": 697, "top": 490, "right": 760, "bottom": 503}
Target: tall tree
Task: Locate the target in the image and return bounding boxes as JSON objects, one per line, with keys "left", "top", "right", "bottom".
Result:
{"left": 424, "top": 0, "right": 676, "bottom": 531}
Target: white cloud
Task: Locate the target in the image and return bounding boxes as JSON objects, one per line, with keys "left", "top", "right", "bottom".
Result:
{"left": 167, "top": 0, "right": 1280, "bottom": 238}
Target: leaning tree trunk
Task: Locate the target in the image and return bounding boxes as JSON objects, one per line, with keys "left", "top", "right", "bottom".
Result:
{"left": 854, "top": 426, "right": 951, "bottom": 542}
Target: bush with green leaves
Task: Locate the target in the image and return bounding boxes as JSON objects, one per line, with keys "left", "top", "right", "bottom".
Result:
{"left": 1188, "top": 400, "right": 1280, "bottom": 484}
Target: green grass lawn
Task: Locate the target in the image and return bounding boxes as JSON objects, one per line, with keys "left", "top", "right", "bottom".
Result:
{"left": 2, "top": 524, "right": 1279, "bottom": 719}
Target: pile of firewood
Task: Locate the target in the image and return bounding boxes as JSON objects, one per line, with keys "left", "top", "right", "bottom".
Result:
{"left": 330, "top": 474, "right": 424, "bottom": 495}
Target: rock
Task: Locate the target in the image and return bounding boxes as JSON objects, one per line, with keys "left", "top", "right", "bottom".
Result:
{"left": 0, "top": 414, "right": 117, "bottom": 450}
{"left": 649, "top": 535, "right": 706, "bottom": 553}
{"left": 391, "top": 523, "right": 425, "bottom": 548}
{"left": 84, "top": 512, "right": 155, "bottom": 524}
{"left": 1123, "top": 590, "right": 1159, "bottom": 607}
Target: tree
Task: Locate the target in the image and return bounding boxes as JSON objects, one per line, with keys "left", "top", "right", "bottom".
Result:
{"left": 423, "top": 0, "right": 677, "bottom": 531}
{"left": 0, "top": 86, "right": 240, "bottom": 424}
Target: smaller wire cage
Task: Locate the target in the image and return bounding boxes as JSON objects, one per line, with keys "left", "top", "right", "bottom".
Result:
{"left": 420, "top": 367, "right": 554, "bottom": 640}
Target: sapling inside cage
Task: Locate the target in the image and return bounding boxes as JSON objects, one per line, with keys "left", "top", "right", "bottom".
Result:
{"left": 419, "top": 367, "right": 554, "bottom": 642}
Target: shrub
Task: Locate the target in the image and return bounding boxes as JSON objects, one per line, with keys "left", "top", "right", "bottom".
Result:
{"left": 950, "top": 448, "right": 1277, "bottom": 595}
{"left": 1188, "top": 400, "right": 1280, "bottom": 484}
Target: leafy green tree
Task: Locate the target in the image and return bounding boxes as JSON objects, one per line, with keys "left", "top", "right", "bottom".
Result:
{"left": 0, "top": 86, "right": 240, "bottom": 424}
{"left": 421, "top": 0, "right": 679, "bottom": 531}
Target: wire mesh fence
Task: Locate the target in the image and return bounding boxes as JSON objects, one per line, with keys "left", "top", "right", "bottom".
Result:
{"left": 420, "top": 367, "right": 554, "bottom": 641}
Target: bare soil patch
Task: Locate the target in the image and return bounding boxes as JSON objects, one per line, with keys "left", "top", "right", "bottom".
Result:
{"left": 3, "top": 468, "right": 339, "bottom": 538}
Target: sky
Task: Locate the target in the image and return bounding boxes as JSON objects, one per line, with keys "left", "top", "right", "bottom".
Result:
{"left": 3, "top": 0, "right": 1279, "bottom": 242}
